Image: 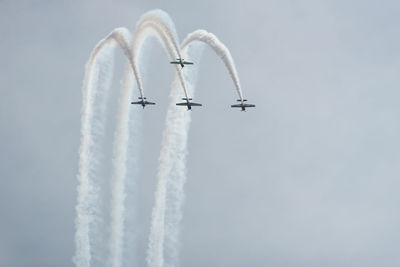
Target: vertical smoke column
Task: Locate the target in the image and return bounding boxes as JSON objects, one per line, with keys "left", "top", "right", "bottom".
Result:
{"left": 165, "top": 43, "right": 205, "bottom": 267}
{"left": 74, "top": 41, "right": 116, "bottom": 267}
{"left": 123, "top": 9, "right": 189, "bottom": 267}
{"left": 109, "top": 10, "right": 189, "bottom": 267}
{"left": 150, "top": 30, "right": 246, "bottom": 267}
{"left": 109, "top": 65, "right": 142, "bottom": 267}
{"left": 146, "top": 42, "right": 204, "bottom": 267}
{"left": 75, "top": 28, "right": 139, "bottom": 267}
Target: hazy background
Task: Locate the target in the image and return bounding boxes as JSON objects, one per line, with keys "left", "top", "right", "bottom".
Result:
{"left": 1, "top": 0, "right": 400, "bottom": 266}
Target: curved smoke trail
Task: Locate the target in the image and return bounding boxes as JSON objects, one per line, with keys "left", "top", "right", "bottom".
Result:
{"left": 134, "top": 10, "right": 181, "bottom": 59}
{"left": 76, "top": 10, "right": 190, "bottom": 267}
{"left": 75, "top": 10, "right": 246, "bottom": 267}
{"left": 149, "top": 30, "right": 245, "bottom": 267}
{"left": 181, "top": 29, "right": 244, "bottom": 100}
{"left": 75, "top": 27, "right": 139, "bottom": 267}
{"left": 109, "top": 10, "right": 190, "bottom": 267}
{"left": 132, "top": 10, "right": 189, "bottom": 100}
{"left": 108, "top": 10, "right": 188, "bottom": 265}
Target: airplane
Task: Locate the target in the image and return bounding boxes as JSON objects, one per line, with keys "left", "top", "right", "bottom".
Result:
{"left": 176, "top": 98, "right": 202, "bottom": 110}
{"left": 170, "top": 58, "right": 194, "bottom": 68}
{"left": 231, "top": 99, "right": 256, "bottom": 111}
{"left": 131, "top": 96, "right": 156, "bottom": 108}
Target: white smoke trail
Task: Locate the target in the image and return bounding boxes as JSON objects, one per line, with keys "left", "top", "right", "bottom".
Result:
{"left": 134, "top": 10, "right": 181, "bottom": 59}
{"left": 109, "top": 66, "right": 142, "bottom": 267}
{"left": 149, "top": 30, "right": 245, "bottom": 267}
{"left": 117, "top": 10, "right": 194, "bottom": 267}
{"left": 181, "top": 30, "right": 244, "bottom": 100}
{"left": 75, "top": 11, "right": 246, "bottom": 267}
{"left": 164, "top": 45, "right": 206, "bottom": 267}
{"left": 75, "top": 41, "right": 115, "bottom": 267}
{"left": 109, "top": 29, "right": 143, "bottom": 99}
{"left": 75, "top": 9, "right": 189, "bottom": 267}
{"left": 109, "top": 10, "right": 190, "bottom": 267}
{"left": 146, "top": 42, "right": 205, "bottom": 267}
{"left": 146, "top": 80, "right": 190, "bottom": 267}
{"left": 132, "top": 10, "right": 190, "bottom": 100}
{"left": 120, "top": 86, "right": 142, "bottom": 267}
{"left": 75, "top": 28, "right": 140, "bottom": 267}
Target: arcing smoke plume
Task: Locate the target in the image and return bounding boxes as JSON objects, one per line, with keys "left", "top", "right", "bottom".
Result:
{"left": 110, "top": 10, "right": 190, "bottom": 267}
{"left": 75, "top": 33, "right": 117, "bottom": 267}
{"left": 132, "top": 10, "right": 190, "bottom": 100}
{"left": 147, "top": 30, "right": 245, "bottom": 267}
{"left": 75, "top": 9, "right": 247, "bottom": 267}
{"left": 76, "top": 9, "right": 191, "bottom": 267}
{"left": 181, "top": 30, "right": 245, "bottom": 100}
{"left": 75, "top": 28, "right": 139, "bottom": 267}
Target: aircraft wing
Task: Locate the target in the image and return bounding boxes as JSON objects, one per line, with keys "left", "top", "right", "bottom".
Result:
{"left": 244, "top": 104, "right": 255, "bottom": 108}
{"left": 170, "top": 61, "right": 180, "bottom": 64}
{"left": 176, "top": 102, "right": 202, "bottom": 107}
{"left": 231, "top": 104, "right": 255, "bottom": 107}
{"left": 183, "top": 61, "right": 194, "bottom": 65}
{"left": 131, "top": 101, "right": 156, "bottom": 105}
{"left": 230, "top": 104, "right": 243, "bottom": 108}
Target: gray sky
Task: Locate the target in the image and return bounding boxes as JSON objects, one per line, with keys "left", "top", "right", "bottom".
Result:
{"left": 1, "top": 0, "right": 400, "bottom": 266}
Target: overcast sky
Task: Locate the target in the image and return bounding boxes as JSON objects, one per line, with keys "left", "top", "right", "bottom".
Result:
{"left": 1, "top": 0, "right": 400, "bottom": 266}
